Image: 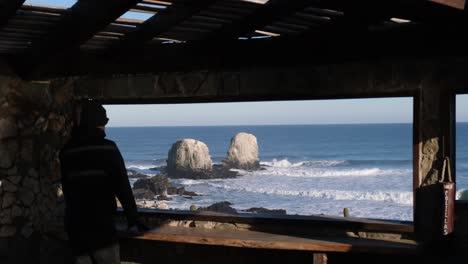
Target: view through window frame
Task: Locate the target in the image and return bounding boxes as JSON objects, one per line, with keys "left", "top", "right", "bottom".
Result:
{"left": 104, "top": 97, "right": 415, "bottom": 223}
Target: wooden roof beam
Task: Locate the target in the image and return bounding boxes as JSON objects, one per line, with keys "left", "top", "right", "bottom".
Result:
{"left": 430, "top": 0, "right": 465, "bottom": 10}
{"left": 11, "top": 0, "right": 140, "bottom": 76}
{"left": 0, "top": 0, "right": 26, "bottom": 29}
{"left": 314, "top": 0, "right": 466, "bottom": 25}
{"left": 107, "top": 0, "right": 218, "bottom": 54}
{"left": 30, "top": 24, "right": 468, "bottom": 79}
{"left": 204, "top": 0, "right": 313, "bottom": 40}
{"left": 290, "top": 0, "right": 467, "bottom": 42}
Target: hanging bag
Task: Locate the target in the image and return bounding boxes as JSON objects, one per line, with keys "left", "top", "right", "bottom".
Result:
{"left": 415, "top": 157, "right": 455, "bottom": 241}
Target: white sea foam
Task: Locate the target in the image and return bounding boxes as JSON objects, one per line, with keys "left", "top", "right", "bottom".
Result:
{"left": 127, "top": 165, "right": 156, "bottom": 170}
{"left": 261, "top": 159, "right": 305, "bottom": 167}
{"left": 302, "top": 160, "right": 348, "bottom": 167}
{"left": 457, "top": 188, "right": 468, "bottom": 200}
{"left": 206, "top": 182, "right": 413, "bottom": 205}
{"left": 261, "top": 159, "right": 348, "bottom": 168}
{"left": 177, "top": 179, "right": 205, "bottom": 185}
{"left": 242, "top": 167, "right": 410, "bottom": 178}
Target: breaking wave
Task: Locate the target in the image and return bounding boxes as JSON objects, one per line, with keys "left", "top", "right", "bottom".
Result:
{"left": 206, "top": 182, "right": 413, "bottom": 205}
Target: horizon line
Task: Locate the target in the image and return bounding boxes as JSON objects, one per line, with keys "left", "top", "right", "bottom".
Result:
{"left": 107, "top": 121, "right": 468, "bottom": 128}
{"left": 106, "top": 121, "right": 468, "bottom": 128}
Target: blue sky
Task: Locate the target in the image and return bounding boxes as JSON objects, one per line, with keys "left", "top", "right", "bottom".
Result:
{"left": 24, "top": 0, "right": 76, "bottom": 7}
{"left": 105, "top": 95, "right": 468, "bottom": 127}
{"left": 27, "top": 0, "right": 468, "bottom": 126}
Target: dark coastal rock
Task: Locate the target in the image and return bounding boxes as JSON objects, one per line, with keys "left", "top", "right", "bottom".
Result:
{"left": 182, "top": 190, "right": 198, "bottom": 196}
{"left": 243, "top": 207, "right": 287, "bottom": 215}
{"left": 212, "top": 164, "right": 239, "bottom": 178}
{"left": 157, "top": 195, "right": 172, "bottom": 201}
{"left": 166, "top": 164, "right": 239, "bottom": 180}
{"left": 150, "top": 166, "right": 165, "bottom": 172}
{"left": 198, "top": 201, "right": 238, "bottom": 214}
{"left": 167, "top": 186, "right": 185, "bottom": 195}
{"left": 167, "top": 186, "right": 198, "bottom": 196}
{"left": 133, "top": 175, "right": 170, "bottom": 195}
{"left": 132, "top": 174, "right": 199, "bottom": 199}
{"left": 132, "top": 189, "right": 155, "bottom": 200}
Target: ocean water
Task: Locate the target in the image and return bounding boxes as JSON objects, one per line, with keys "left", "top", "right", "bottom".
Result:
{"left": 106, "top": 123, "right": 468, "bottom": 221}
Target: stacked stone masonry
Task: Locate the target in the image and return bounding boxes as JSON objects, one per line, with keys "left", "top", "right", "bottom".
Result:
{"left": 0, "top": 76, "right": 74, "bottom": 263}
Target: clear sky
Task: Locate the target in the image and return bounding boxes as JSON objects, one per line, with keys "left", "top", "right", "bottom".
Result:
{"left": 103, "top": 95, "right": 468, "bottom": 127}
{"left": 24, "top": 0, "right": 76, "bottom": 7}
{"left": 27, "top": 0, "right": 468, "bottom": 127}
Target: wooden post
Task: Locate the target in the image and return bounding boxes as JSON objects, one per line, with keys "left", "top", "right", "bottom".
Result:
{"left": 413, "top": 73, "right": 456, "bottom": 243}
{"left": 313, "top": 253, "right": 328, "bottom": 264}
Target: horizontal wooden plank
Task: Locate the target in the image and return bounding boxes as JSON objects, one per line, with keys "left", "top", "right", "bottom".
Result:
{"left": 430, "top": 0, "right": 465, "bottom": 9}
{"left": 20, "top": 4, "right": 68, "bottom": 14}
{"left": 119, "top": 226, "right": 419, "bottom": 254}
{"left": 124, "top": 209, "right": 414, "bottom": 234}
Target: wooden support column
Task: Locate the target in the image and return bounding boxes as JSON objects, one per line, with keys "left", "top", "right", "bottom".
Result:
{"left": 313, "top": 253, "right": 328, "bottom": 264}
{"left": 414, "top": 70, "right": 456, "bottom": 243}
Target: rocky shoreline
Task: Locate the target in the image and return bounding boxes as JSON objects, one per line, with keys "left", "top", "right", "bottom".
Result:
{"left": 128, "top": 173, "right": 286, "bottom": 215}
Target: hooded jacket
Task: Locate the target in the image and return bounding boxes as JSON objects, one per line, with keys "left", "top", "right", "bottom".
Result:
{"left": 60, "top": 127, "right": 138, "bottom": 253}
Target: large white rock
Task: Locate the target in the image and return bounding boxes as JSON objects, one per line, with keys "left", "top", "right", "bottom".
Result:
{"left": 167, "top": 139, "right": 213, "bottom": 178}
{"left": 224, "top": 132, "right": 260, "bottom": 170}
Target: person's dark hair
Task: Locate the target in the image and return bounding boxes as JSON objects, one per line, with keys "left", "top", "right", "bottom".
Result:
{"left": 78, "top": 100, "right": 109, "bottom": 129}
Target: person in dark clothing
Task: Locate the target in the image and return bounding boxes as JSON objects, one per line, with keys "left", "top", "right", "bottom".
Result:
{"left": 60, "top": 101, "right": 148, "bottom": 264}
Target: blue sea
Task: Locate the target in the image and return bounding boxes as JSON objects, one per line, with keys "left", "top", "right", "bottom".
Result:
{"left": 106, "top": 123, "right": 468, "bottom": 221}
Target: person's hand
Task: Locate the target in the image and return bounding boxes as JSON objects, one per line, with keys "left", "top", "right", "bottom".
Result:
{"left": 127, "top": 219, "right": 150, "bottom": 234}
{"left": 136, "top": 220, "right": 150, "bottom": 232}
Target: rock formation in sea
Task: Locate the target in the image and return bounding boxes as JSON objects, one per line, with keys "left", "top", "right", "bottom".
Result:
{"left": 223, "top": 132, "right": 260, "bottom": 170}
{"left": 166, "top": 139, "right": 213, "bottom": 179}
{"left": 165, "top": 139, "right": 239, "bottom": 179}
{"left": 196, "top": 202, "right": 287, "bottom": 215}
{"left": 133, "top": 174, "right": 170, "bottom": 195}
{"left": 242, "top": 207, "right": 287, "bottom": 215}
{"left": 197, "top": 201, "right": 238, "bottom": 214}
{"left": 132, "top": 174, "right": 198, "bottom": 201}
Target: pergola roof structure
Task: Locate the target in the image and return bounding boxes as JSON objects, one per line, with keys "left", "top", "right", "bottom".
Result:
{"left": 1, "top": 1, "right": 468, "bottom": 258}
{"left": 0, "top": 0, "right": 466, "bottom": 79}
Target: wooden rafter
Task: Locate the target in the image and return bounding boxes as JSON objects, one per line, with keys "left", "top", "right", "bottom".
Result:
{"left": 0, "top": 0, "right": 26, "bottom": 29}
{"left": 313, "top": 0, "right": 466, "bottom": 25}
{"left": 13, "top": 0, "right": 140, "bottom": 73}
{"left": 30, "top": 22, "right": 468, "bottom": 79}
{"left": 430, "top": 0, "right": 465, "bottom": 9}
{"left": 3, "top": 0, "right": 467, "bottom": 78}
{"left": 108, "top": 0, "right": 218, "bottom": 54}
{"left": 204, "top": 0, "right": 314, "bottom": 40}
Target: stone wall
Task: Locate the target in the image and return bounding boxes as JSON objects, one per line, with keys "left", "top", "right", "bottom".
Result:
{"left": 0, "top": 76, "right": 74, "bottom": 263}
